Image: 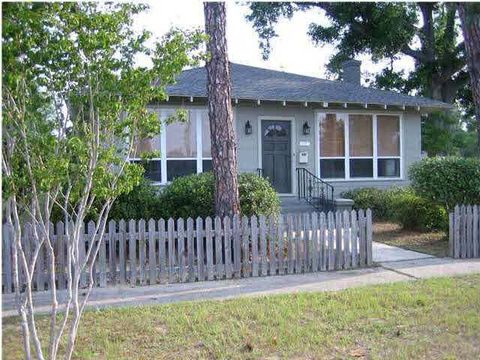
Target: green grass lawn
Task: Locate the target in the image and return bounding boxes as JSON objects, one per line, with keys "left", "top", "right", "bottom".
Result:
{"left": 3, "top": 275, "right": 480, "bottom": 359}
{"left": 374, "top": 222, "right": 449, "bottom": 257}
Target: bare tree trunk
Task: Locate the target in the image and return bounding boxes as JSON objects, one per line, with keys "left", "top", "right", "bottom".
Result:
{"left": 458, "top": 3, "right": 480, "bottom": 155}
{"left": 204, "top": 2, "right": 240, "bottom": 217}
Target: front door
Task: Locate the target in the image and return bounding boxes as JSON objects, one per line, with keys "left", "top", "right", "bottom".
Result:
{"left": 261, "top": 120, "right": 292, "bottom": 193}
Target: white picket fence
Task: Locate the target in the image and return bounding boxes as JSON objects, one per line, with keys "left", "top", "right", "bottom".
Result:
{"left": 2, "top": 210, "right": 373, "bottom": 293}
{"left": 449, "top": 204, "right": 480, "bottom": 258}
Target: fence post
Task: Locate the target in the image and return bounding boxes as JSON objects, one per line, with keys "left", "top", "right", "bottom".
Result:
{"left": 366, "top": 209, "right": 373, "bottom": 266}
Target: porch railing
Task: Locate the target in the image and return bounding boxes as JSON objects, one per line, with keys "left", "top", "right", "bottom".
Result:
{"left": 296, "top": 168, "right": 335, "bottom": 212}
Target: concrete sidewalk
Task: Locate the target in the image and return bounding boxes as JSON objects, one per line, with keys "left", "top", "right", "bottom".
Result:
{"left": 2, "top": 244, "right": 480, "bottom": 318}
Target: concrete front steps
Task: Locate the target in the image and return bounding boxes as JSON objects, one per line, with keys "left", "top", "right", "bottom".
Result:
{"left": 280, "top": 196, "right": 354, "bottom": 214}
{"left": 280, "top": 197, "right": 315, "bottom": 214}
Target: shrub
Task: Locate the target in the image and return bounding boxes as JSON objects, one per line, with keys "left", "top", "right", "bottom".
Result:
{"left": 158, "top": 172, "right": 280, "bottom": 219}
{"left": 238, "top": 173, "right": 280, "bottom": 217}
{"left": 158, "top": 172, "right": 215, "bottom": 219}
{"left": 409, "top": 157, "right": 480, "bottom": 210}
{"left": 342, "top": 187, "right": 396, "bottom": 220}
{"left": 109, "top": 178, "right": 163, "bottom": 220}
{"left": 342, "top": 186, "right": 447, "bottom": 231}
{"left": 389, "top": 191, "right": 448, "bottom": 232}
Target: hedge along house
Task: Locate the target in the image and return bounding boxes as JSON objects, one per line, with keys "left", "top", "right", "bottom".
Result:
{"left": 132, "top": 61, "right": 450, "bottom": 210}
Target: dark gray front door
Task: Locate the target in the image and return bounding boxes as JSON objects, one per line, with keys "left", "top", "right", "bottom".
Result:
{"left": 262, "top": 120, "right": 292, "bottom": 193}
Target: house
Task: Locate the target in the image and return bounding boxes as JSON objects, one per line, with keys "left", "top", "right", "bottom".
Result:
{"left": 133, "top": 61, "right": 449, "bottom": 207}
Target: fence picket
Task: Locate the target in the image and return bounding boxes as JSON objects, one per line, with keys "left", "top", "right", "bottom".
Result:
{"left": 303, "top": 213, "right": 311, "bottom": 273}
{"left": 335, "top": 211, "right": 343, "bottom": 270}
{"left": 260, "top": 215, "right": 268, "bottom": 276}
{"left": 205, "top": 217, "right": 214, "bottom": 281}
{"left": 366, "top": 209, "right": 373, "bottom": 266}
{"left": 449, "top": 212, "right": 454, "bottom": 257}
{"left": 350, "top": 210, "right": 358, "bottom": 268}
{"left": 3, "top": 209, "right": 376, "bottom": 293}
{"left": 109, "top": 220, "right": 117, "bottom": 285}
{"left": 327, "top": 212, "right": 335, "bottom": 271}
{"left": 473, "top": 206, "right": 479, "bottom": 258}
{"left": 454, "top": 205, "right": 460, "bottom": 258}
{"left": 214, "top": 216, "right": 223, "bottom": 280}
{"left": 242, "top": 216, "right": 250, "bottom": 277}
{"left": 167, "top": 218, "right": 175, "bottom": 283}
{"left": 196, "top": 217, "right": 204, "bottom": 281}
{"left": 461, "top": 205, "right": 467, "bottom": 258}
{"left": 295, "top": 214, "right": 303, "bottom": 274}
{"left": 2, "top": 224, "right": 12, "bottom": 293}
{"left": 251, "top": 215, "right": 259, "bottom": 277}
{"left": 148, "top": 219, "right": 157, "bottom": 285}
{"left": 268, "top": 215, "right": 276, "bottom": 276}
{"left": 55, "top": 222, "right": 65, "bottom": 290}
{"left": 187, "top": 218, "right": 195, "bottom": 282}
{"left": 287, "top": 215, "right": 294, "bottom": 274}
{"left": 36, "top": 224, "right": 45, "bottom": 291}
{"left": 233, "top": 214, "right": 241, "bottom": 278}
{"left": 343, "top": 210, "right": 351, "bottom": 269}
{"left": 129, "top": 219, "right": 137, "bottom": 285}
{"left": 118, "top": 220, "right": 126, "bottom": 285}
{"left": 277, "top": 214, "right": 285, "bottom": 275}
{"left": 177, "top": 218, "right": 186, "bottom": 282}
{"left": 224, "top": 216, "right": 232, "bottom": 279}
{"left": 138, "top": 219, "right": 147, "bottom": 285}
{"left": 158, "top": 219, "right": 167, "bottom": 283}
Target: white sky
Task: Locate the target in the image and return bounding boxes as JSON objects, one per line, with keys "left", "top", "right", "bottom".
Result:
{"left": 135, "top": 0, "right": 416, "bottom": 84}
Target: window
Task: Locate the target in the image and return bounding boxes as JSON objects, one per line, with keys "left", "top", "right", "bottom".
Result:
{"left": 318, "top": 112, "right": 401, "bottom": 180}
{"left": 349, "top": 114, "right": 373, "bottom": 178}
{"left": 130, "top": 108, "right": 213, "bottom": 184}
{"left": 377, "top": 115, "right": 400, "bottom": 178}
{"left": 319, "top": 113, "right": 345, "bottom": 178}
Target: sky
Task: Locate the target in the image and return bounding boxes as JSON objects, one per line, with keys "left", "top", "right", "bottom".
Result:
{"left": 134, "top": 0, "right": 416, "bottom": 84}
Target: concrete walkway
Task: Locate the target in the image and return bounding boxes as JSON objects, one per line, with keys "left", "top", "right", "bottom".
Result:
{"left": 2, "top": 243, "right": 479, "bottom": 318}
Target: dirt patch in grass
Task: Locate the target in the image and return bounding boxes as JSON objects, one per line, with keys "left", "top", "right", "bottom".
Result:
{"left": 374, "top": 222, "right": 449, "bottom": 257}
{"left": 3, "top": 275, "right": 480, "bottom": 359}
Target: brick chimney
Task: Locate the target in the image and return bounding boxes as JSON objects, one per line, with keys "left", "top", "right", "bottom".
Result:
{"left": 342, "top": 59, "right": 361, "bottom": 85}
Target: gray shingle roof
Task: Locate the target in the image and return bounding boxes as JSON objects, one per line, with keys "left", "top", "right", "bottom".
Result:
{"left": 165, "top": 63, "right": 450, "bottom": 109}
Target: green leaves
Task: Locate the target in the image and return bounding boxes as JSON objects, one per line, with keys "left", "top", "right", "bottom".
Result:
{"left": 2, "top": 3, "right": 206, "bottom": 221}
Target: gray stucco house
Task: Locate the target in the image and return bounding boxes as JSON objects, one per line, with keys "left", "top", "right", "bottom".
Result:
{"left": 133, "top": 61, "right": 449, "bottom": 207}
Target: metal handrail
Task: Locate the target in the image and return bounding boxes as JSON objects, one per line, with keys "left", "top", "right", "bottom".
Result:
{"left": 296, "top": 168, "right": 335, "bottom": 212}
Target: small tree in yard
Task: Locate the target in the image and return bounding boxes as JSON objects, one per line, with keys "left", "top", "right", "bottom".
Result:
{"left": 2, "top": 3, "right": 203, "bottom": 359}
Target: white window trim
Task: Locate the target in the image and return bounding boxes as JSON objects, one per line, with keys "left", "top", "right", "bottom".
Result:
{"left": 315, "top": 110, "right": 404, "bottom": 182}
{"left": 130, "top": 107, "right": 212, "bottom": 185}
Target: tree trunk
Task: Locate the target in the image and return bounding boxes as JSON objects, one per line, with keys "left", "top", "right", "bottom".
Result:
{"left": 204, "top": 2, "right": 240, "bottom": 217}
{"left": 458, "top": 3, "right": 480, "bottom": 155}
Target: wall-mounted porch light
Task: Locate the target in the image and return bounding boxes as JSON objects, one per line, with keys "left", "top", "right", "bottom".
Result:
{"left": 245, "top": 120, "right": 253, "bottom": 135}
{"left": 303, "top": 121, "right": 311, "bottom": 135}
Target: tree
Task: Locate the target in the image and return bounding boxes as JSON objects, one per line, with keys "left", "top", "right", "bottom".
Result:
{"left": 245, "top": 2, "right": 475, "bottom": 156}
{"left": 2, "top": 3, "right": 203, "bottom": 359}
{"left": 458, "top": 2, "right": 480, "bottom": 155}
{"left": 204, "top": 2, "right": 240, "bottom": 217}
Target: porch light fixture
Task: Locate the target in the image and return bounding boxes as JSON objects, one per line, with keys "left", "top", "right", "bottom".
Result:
{"left": 245, "top": 120, "right": 253, "bottom": 135}
{"left": 302, "top": 121, "right": 311, "bottom": 135}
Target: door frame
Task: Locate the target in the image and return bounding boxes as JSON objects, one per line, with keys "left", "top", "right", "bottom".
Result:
{"left": 257, "top": 116, "right": 296, "bottom": 196}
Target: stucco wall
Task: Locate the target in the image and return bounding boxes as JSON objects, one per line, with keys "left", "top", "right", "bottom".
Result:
{"left": 156, "top": 103, "right": 423, "bottom": 197}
